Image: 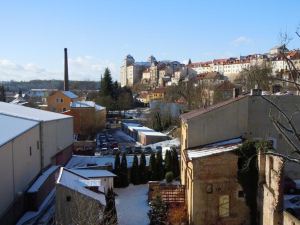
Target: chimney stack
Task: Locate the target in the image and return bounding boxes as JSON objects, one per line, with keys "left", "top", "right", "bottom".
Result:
{"left": 64, "top": 48, "right": 69, "bottom": 91}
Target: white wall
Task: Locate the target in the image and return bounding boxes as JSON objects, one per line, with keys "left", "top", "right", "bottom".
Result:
{"left": 42, "top": 118, "right": 73, "bottom": 167}
{"left": 0, "top": 125, "right": 41, "bottom": 217}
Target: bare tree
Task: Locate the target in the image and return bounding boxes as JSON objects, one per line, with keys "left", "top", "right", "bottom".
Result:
{"left": 258, "top": 30, "right": 300, "bottom": 164}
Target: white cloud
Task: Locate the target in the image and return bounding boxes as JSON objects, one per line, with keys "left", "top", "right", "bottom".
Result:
{"left": 0, "top": 57, "right": 119, "bottom": 82}
{"left": 232, "top": 36, "right": 252, "bottom": 47}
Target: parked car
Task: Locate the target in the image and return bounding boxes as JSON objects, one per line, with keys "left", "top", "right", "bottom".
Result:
{"left": 284, "top": 195, "right": 300, "bottom": 209}
{"left": 143, "top": 146, "right": 153, "bottom": 154}
{"left": 133, "top": 146, "right": 142, "bottom": 154}
{"left": 112, "top": 147, "right": 120, "bottom": 155}
{"left": 156, "top": 146, "right": 162, "bottom": 152}
{"left": 125, "top": 146, "right": 133, "bottom": 154}
{"left": 110, "top": 142, "right": 118, "bottom": 148}
{"left": 285, "top": 177, "right": 297, "bottom": 194}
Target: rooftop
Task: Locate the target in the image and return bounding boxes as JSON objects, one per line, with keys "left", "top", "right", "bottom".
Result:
{"left": 180, "top": 95, "right": 247, "bottom": 122}
{"left": 69, "top": 169, "right": 116, "bottom": 178}
{"left": 0, "top": 102, "right": 72, "bottom": 122}
{"left": 56, "top": 167, "right": 106, "bottom": 205}
{"left": 0, "top": 114, "right": 39, "bottom": 147}
{"left": 62, "top": 91, "right": 78, "bottom": 99}
{"left": 70, "top": 101, "right": 105, "bottom": 111}
{"left": 187, "top": 137, "right": 242, "bottom": 160}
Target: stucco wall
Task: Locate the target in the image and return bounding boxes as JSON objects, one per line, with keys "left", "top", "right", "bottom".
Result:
{"left": 190, "top": 152, "right": 249, "bottom": 225}
{"left": 56, "top": 185, "right": 105, "bottom": 225}
{"left": 187, "top": 97, "right": 248, "bottom": 148}
{"left": 47, "top": 91, "right": 76, "bottom": 112}
{"left": 283, "top": 211, "right": 300, "bottom": 225}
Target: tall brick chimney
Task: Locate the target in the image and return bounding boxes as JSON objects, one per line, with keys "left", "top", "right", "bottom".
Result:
{"left": 64, "top": 48, "right": 69, "bottom": 91}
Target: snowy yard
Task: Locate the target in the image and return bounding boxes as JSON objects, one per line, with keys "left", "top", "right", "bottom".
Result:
{"left": 115, "top": 184, "right": 150, "bottom": 225}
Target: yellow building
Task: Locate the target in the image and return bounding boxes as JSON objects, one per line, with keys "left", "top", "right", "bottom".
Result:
{"left": 47, "top": 91, "right": 79, "bottom": 112}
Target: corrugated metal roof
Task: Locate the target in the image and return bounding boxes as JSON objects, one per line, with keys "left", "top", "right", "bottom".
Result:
{"left": 187, "top": 138, "right": 242, "bottom": 160}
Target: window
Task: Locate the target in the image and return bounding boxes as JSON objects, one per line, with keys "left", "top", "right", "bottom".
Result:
{"left": 66, "top": 196, "right": 71, "bottom": 202}
{"left": 37, "top": 141, "right": 40, "bottom": 150}
{"left": 206, "top": 184, "right": 213, "bottom": 193}
{"left": 61, "top": 98, "right": 63, "bottom": 103}
{"left": 219, "top": 195, "right": 230, "bottom": 217}
{"left": 63, "top": 108, "right": 66, "bottom": 112}
{"left": 29, "top": 146, "right": 32, "bottom": 156}
{"left": 238, "top": 190, "right": 244, "bottom": 198}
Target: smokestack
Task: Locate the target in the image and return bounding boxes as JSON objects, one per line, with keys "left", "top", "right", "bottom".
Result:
{"left": 64, "top": 48, "right": 69, "bottom": 91}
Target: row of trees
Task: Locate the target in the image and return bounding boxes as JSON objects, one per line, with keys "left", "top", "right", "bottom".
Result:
{"left": 113, "top": 149, "right": 180, "bottom": 187}
{"left": 94, "top": 68, "right": 133, "bottom": 111}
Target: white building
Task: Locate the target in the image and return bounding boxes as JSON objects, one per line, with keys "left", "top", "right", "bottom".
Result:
{"left": 0, "top": 102, "right": 74, "bottom": 221}
{"left": 120, "top": 55, "right": 150, "bottom": 87}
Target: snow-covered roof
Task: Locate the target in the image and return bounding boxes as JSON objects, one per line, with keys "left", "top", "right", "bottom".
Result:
{"left": 69, "top": 169, "right": 116, "bottom": 178}
{"left": 128, "top": 126, "right": 153, "bottom": 132}
{"left": 0, "top": 114, "right": 39, "bottom": 147}
{"left": 66, "top": 155, "right": 150, "bottom": 169}
{"left": 62, "top": 91, "right": 78, "bottom": 99}
{"left": 56, "top": 167, "right": 106, "bottom": 205}
{"left": 139, "top": 131, "right": 168, "bottom": 137}
{"left": 27, "top": 166, "right": 59, "bottom": 193}
{"left": 0, "top": 102, "right": 72, "bottom": 122}
{"left": 187, "top": 138, "right": 242, "bottom": 160}
{"left": 70, "top": 101, "right": 105, "bottom": 111}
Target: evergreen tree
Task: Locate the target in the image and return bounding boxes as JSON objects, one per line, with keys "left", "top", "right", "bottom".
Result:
{"left": 139, "top": 152, "right": 148, "bottom": 184}
{"left": 148, "top": 195, "right": 168, "bottom": 225}
{"left": 156, "top": 151, "right": 164, "bottom": 181}
{"left": 149, "top": 152, "right": 158, "bottom": 181}
{"left": 188, "top": 58, "right": 192, "bottom": 65}
{"left": 104, "top": 188, "right": 117, "bottom": 225}
{"left": 131, "top": 154, "right": 139, "bottom": 185}
{"left": 120, "top": 152, "right": 129, "bottom": 187}
{"left": 114, "top": 152, "right": 121, "bottom": 187}
{"left": 171, "top": 148, "right": 180, "bottom": 178}
{"left": 0, "top": 85, "right": 6, "bottom": 102}
{"left": 164, "top": 150, "right": 173, "bottom": 174}
{"left": 100, "top": 68, "right": 113, "bottom": 97}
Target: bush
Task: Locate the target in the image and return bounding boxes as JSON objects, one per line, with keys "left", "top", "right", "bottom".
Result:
{"left": 165, "top": 171, "right": 174, "bottom": 183}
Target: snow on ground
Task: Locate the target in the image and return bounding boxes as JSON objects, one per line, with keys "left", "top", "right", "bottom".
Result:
{"left": 115, "top": 184, "right": 150, "bottom": 225}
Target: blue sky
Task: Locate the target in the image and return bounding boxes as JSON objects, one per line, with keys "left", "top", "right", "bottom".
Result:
{"left": 0, "top": 0, "right": 299, "bottom": 81}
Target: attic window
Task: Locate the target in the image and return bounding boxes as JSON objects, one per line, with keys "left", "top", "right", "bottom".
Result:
{"left": 66, "top": 196, "right": 71, "bottom": 202}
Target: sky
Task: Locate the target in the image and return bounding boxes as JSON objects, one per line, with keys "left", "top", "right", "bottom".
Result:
{"left": 0, "top": 0, "right": 299, "bottom": 82}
